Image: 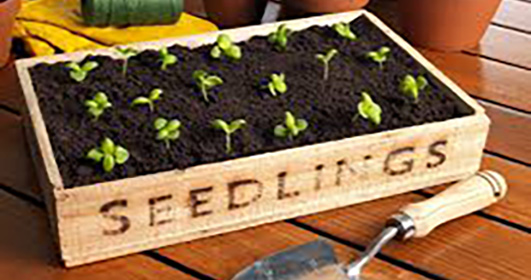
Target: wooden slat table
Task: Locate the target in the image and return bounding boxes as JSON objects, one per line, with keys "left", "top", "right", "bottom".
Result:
{"left": 0, "top": 0, "right": 529, "bottom": 279}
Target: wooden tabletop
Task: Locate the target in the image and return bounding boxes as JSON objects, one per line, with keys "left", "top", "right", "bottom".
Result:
{"left": 0, "top": 0, "right": 529, "bottom": 279}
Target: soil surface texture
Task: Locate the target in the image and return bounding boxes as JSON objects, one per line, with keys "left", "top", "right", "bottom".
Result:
{"left": 29, "top": 16, "right": 474, "bottom": 188}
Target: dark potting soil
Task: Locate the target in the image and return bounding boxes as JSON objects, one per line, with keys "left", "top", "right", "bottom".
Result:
{"left": 29, "top": 16, "right": 474, "bottom": 188}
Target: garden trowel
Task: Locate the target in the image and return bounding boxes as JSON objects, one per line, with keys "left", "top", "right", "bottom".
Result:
{"left": 232, "top": 170, "right": 507, "bottom": 280}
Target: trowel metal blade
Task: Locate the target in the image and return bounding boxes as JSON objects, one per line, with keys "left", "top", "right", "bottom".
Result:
{"left": 231, "top": 240, "right": 349, "bottom": 280}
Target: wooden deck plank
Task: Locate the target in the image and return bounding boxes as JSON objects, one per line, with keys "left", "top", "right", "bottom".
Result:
{"left": 420, "top": 50, "right": 531, "bottom": 112}
{"left": 493, "top": 0, "right": 531, "bottom": 33}
{"left": 158, "top": 222, "right": 428, "bottom": 280}
{"left": 422, "top": 154, "right": 531, "bottom": 229}
{"left": 482, "top": 101, "right": 531, "bottom": 164}
{"left": 0, "top": 63, "right": 23, "bottom": 113}
{"left": 0, "top": 190, "right": 197, "bottom": 280}
{"left": 295, "top": 192, "right": 531, "bottom": 280}
{"left": 481, "top": 155, "right": 531, "bottom": 227}
{"left": 468, "top": 25, "right": 531, "bottom": 69}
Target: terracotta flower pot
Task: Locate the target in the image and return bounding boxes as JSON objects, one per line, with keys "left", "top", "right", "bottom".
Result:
{"left": 397, "top": 0, "right": 502, "bottom": 51}
{"left": 0, "top": 0, "right": 20, "bottom": 68}
{"left": 203, "top": 0, "right": 268, "bottom": 28}
{"left": 284, "top": 0, "right": 370, "bottom": 16}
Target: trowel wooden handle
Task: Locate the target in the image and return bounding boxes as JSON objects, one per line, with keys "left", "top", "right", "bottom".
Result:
{"left": 400, "top": 171, "right": 508, "bottom": 238}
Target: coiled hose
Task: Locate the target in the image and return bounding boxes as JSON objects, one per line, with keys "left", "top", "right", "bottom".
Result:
{"left": 82, "top": 0, "right": 183, "bottom": 27}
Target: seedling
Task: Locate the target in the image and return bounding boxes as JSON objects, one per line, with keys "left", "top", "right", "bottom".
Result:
{"left": 132, "top": 88, "right": 163, "bottom": 112}
{"left": 274, "top": 111, "right": 308, "bottom": 140}
{"left": 210, "top": 34, "right": 242, "bottom": 60}
{"left": 66, "top": 61, "right": 99, "bottom": 82}
{"left": 154, "top": 118, "right": 181, "bottom": 148}
{"left": 366, "top": 47, "right": 391, "bottom": 69}
{"left": 212, "top": 119, "right": 246, "bottom": 154}
{"left": 84, "top": 92, "right": 112, "bottom": 120}
{"left": 268, "top": 24, "right": 291, "bottom": 51}
{"left": 316, "top": 49, "right": 338, "bottom": 80}
{"left": 266, "top": 73, "right": 287, "bottom": 97}
{"left": 116, "top": 47, "right": 138, "bottom": 76}
{"left": 333, "top": 22, "right": 357, "bottom": 41}
{"left": 355, "top": 92, "right": 382, "bottom": 126}
{"left": 159, "top": 47, "right": 177, "bottom": 70}
{"left": 400, "top": 74, "right": 428, "bottom": 102}
{"left": 193, "top": 70, "right": 223, "bottom": 102}
{"left": 86, "top": 138, "right": 129, "bottom": 173}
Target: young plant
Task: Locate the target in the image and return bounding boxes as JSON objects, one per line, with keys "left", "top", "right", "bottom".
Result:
{"left": 66, "top": 61, "right": 99, "bottom": 82}
{"left": 116, "top": 47, "right": 138, "bottom": 76}
{"left": 86, "top": 138, "right": 129, "bottom": 173}
{"left": 212, "top": 119, "right": 246, "bottom": 154}
{"left": 210, "top": 34, "right": 242, "bottom": 60}
{"left": 355, "top": 92, "right": 382, "bottom": 126}
{"left": 316, "top": 49, "right": 338, "bottom": 80}
{"left": 132, "top": 88, "right": 163, "bottom": 112}
{"left": 84, "top": 92, "right": 112, "bottom": 120}
{"left": 400, "top": 74, "right": 428, "bottom": 102}
{"left": 366, "top": 47, "right": 391, "bottom": 69}
{"left": 159, "top": 47, "right": 177, "bottom": 70}
{"left": 268, "top": 24, "right": 291, "bottom": 51}
{"left": 333, "top": 22, "right": 357, "bottom": 41}
{"left": 193, "top": 70, "right": 223, "bottom": 102}
{"left": 154, "top": 118, "right": 181, "bottom": 148}
{"left": 274, "top": 111, "right": 308, "bottom": 140}
{"left": 266, "top": 73, "right": 287, "bottom": 97}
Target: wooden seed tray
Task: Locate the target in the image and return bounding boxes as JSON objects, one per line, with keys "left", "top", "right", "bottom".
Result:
{"left": 15, "top": 10, "right": 489, "bottom": 267}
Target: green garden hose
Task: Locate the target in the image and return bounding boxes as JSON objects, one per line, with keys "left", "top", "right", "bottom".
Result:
{"left": 82, "top": 0, "right": 183, "bottom": 27}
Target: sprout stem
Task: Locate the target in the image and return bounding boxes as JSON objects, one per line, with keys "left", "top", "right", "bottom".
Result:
{"left": 226, "top": 134, "right": 232, "bottom": 154}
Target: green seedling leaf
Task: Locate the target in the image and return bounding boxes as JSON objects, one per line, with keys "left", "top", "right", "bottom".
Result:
{"left": 211, "top": 34, "right": 242, "bottom": 60}
{"left": 114, "top": 146, "right": 130, "bottom": 164}
{"left": 154, "top": 117, "right": 181, "bottom": 148}
{"left": 212, "top": 118, "right": 246, "bottom": 154}
{"left": 211, "top": 46, "right": 222, "bottom": 59}
{"left": 366, "top": 47, "right": 391, "bottom": 70}
{"left": 333, "top": 22, "right": 357, "bottom": 41}
{"left": 103, "top": 154, "right": 115, "bottom": 173}
{"left": 87, "top": 138, "right": 129, "bottom": 173}
{"left": 266, "top": 73, "right": 287, "bottom": 97}
{"left": 316, "top": 49, "right": 338, "bottom": 80}
{"left": 400, "top": 74, "right": 429, "bottom": 102}
{"left": 86, "top": 148, "right": 104, "bottom": 162}
{"left": 159, "top": 47, "right": 177, "bottom": 70}
{"left": 132, "top": 88, "right": 163, "bottom": 112}
{"left": 193, "top": 70, "right": 224, "bottom": 102}
{"left": 357, "top": 92, "right": 382, "bottom": 126}
{"left": 268, "top": 24, "right": 291, "bottom": 51}
{"left": 66, "top": 61, "right": 98, "bottom": 82}
{"left": 84, "top": 92, "right": 112, "bottom": 120}
{"left": 116, "top": 47, "right": 138, "bottom": 76}
{"left": 217, "top": 34, "right": 232, "bottom": 50}
{"left": 275, "top": 111, "right": 308, "bottom": 140}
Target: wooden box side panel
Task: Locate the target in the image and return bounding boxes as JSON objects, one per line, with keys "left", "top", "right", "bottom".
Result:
{"left": 57, "top": 114, "right": 489, "bottom": 266}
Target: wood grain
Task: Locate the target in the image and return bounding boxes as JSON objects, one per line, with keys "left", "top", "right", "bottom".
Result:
{"left": 424, "top": 155, "right": 531, "bottom": 229}
{"left": 296, "top": 192, "right": 531, "bottom": 280}
{"left": 0, "top": 63, "right": 23, "bottom": 112}
{"left": 0, "top": 110, "right": 39, "bottom": 198}
{"left": 482, "top": 101, "right": 531, "bottom": 164}
{"left": 493, "top": 0, "right": 531, "bottom": 33}
{"left": 15, "top": 10, "right": 491, "bottom": 267}
{"left": 467, "top": 25, "right": 531, "bottom": 69}
{"left": 0, "top": 190, "right": 197, "bottom": 280}
{"left": 420, "top": 50, "right": 531, "bottom": 112}
{"left": 157, "top": 222, "right": 428, "bottom": 280}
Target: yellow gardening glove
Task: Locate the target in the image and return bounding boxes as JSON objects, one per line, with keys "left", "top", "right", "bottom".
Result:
{"left": 14, "top": 0, "right": 218, "bottom": 56}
